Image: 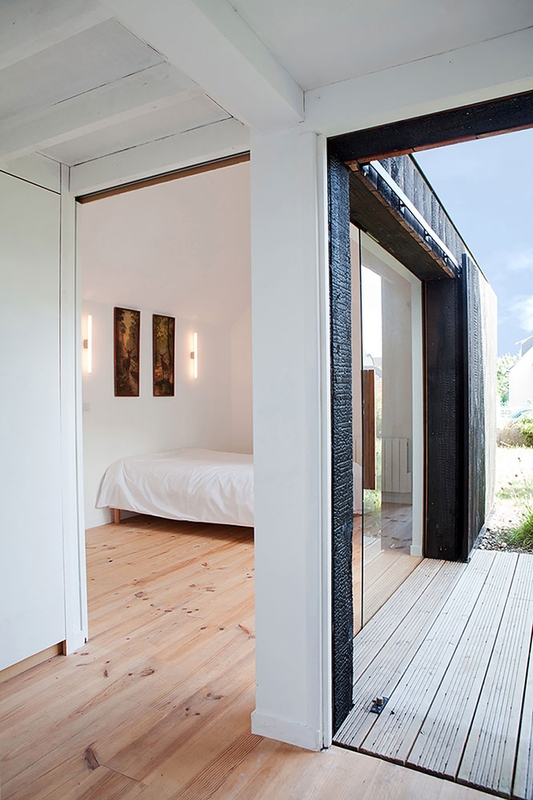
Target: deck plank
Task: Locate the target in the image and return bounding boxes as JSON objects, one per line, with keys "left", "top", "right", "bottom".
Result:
{"left": 407, "top": 552, "right": 519, "bottom": 778}
{"left": 364, "top": 550, "right": 423, "bottom": 621}
{"left": 513, "top": 613, "right": 533, "bottom": 800}
{"left": 352, "top": 558, "right": 449, "bottom": 683}
{"left": 334, "top": 558, "right": 470, "bottom": 748}
{"left": 457, "top": 553, "right": 533, "bottom": 797}
{"left": 356, "top": 550, "right": 505, "bottom": 762}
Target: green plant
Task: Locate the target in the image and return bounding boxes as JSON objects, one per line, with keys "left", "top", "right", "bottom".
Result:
{"left": 497, "top": 353, "right": 518, "bottom": 406}
{"left": 516, "top": 413, "right": 533, "bottom": 448}
{"left": 505, "top": 506, "right": 533, "bottom": 549}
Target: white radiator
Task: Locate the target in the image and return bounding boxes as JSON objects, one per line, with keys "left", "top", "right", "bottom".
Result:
{"left": 382, "top": 437, "right": 411, "bottom": 494}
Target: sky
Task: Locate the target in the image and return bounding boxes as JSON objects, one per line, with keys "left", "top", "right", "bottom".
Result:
{"left": 414, "top": 128, "right": 533, "bottom": 356}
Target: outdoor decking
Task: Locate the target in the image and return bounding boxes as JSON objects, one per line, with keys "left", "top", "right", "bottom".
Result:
{"left": 335, "top": 548, "right": 533, "bottom": 799}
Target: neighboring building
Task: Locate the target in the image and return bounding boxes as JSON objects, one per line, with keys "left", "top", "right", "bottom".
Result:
{"left": 509, "top": 336, "right": 533, "bottom": 408}
{"left": 1, "top": 0, "right": 532, "bottom": 752}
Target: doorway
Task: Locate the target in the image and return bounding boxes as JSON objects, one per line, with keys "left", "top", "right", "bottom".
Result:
{"left": 329, "top": 90, "right": 533, "bottom": 737}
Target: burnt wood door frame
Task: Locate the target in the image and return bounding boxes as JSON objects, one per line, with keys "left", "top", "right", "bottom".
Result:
{"left": 328, "top": 89, "right": 533, "bottom": 735}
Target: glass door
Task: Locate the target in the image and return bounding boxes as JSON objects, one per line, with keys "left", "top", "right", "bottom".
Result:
{"left": 359, "top": 233, "right": 424, "bottom": 624}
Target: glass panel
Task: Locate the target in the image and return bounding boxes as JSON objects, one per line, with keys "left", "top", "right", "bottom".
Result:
{"left": 360, "top": 235, "right": 423, "bottom": 624}
{"left": 350, "top": 225, "right": 363, "bottom": 635}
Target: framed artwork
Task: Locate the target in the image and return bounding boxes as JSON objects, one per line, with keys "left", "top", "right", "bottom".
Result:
{"left": 153, "top": 314, "right": 175, "bottom": 396}
{"left": 114, "top": 307, "right": 140, "bottom": 397}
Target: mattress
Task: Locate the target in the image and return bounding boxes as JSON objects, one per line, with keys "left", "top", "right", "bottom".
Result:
{"left": 96, "top": 448, "right": 254, "bottom": 527}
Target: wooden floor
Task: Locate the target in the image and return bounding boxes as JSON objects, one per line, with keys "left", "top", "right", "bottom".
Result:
{"left": 335, "top": 548, "right": 533, "bottom": 800}
{"left": 0, "top": 517, "right": 495, "bottom": 800}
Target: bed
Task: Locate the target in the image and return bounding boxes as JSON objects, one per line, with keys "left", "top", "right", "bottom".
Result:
{"left": 96, "top": 448, "right": 254, "bottom": 527}
{"left": 97, "top": 447, "right": 362, "bottom": 528}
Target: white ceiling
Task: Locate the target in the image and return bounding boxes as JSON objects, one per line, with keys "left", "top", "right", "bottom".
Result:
{"left": 0, "top": 19, "right": 162, "bottom": 120}
{"left": 232, "top": 0, "right": 533, "bottom": 90}
{"left": 79, "top": 160, "right": 251, "bottom": 327}
{"left": 42, "top": 93, "right": 230, "bottom": 167}
{"left": 0, "top": 0, "right": 532, "bottom": 170}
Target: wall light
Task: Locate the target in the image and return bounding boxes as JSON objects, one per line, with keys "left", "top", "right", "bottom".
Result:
{"left": 190, "top": 331, "right": 198, "bottom": 379}
{"left": 83, "top": 314, "right": 93, "bottom": 374}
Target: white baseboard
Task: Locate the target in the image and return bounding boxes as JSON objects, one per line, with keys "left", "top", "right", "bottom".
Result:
{"left": 251, "top": 710, "right": 322, "bottom": 751}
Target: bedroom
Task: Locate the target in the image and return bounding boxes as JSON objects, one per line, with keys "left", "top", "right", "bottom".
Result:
{"left": 79, "top": 157, "right": 252, "bottom": 533}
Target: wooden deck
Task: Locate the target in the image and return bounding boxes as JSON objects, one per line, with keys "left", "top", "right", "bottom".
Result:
{"left": 335, "top": 548, "right": 533, "bottom": 799}
{"left": 0, "top": 517, "right": 496, "bottom": 800}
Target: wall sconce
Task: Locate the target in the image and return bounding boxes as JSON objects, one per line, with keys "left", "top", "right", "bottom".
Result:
{"left": 83, "top": 314, "right": 93, "bottom": 374}
{"left": 190, "top": 331, "right": 198, "bottom": 379}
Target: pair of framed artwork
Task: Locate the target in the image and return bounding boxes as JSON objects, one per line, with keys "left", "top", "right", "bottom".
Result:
{"left": 114, "top": 307, "right": 174, "bottom": 397}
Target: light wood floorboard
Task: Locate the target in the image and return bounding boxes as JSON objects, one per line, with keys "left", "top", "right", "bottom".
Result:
{"left": 0, "top": 517, "right": 495, "bottom": 800}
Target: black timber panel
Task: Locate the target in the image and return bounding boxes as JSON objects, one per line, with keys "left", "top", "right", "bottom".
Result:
{"left": 425, "top": 277, "right": 467, "bottom": 560}
{"left": 464, "top": 254, "right": 486, "bottom": 555}
{"left": 380, "top": 157, "right": 465, "bottom": 265}
{"left": 349, "top": 169, "right": 455, "bottom": 281}
{"left": 330, "top": 90, "right": 533, "bottom": 162}
{"left": 328, "top": 151, "right": 354, "bottom": 733}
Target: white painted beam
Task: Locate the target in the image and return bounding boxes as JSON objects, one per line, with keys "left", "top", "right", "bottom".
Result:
{"left": 0, "top": 63, "right": 198, "bottom": 162}
{"left": 100, "top": 0, "right": 303, "bottom": 130}
{"left": 304, "top": 27, "right": 533, "bottom": 137}
{"left": 0, "top": 0, "right": 113, "bottom": 71}
{"left": 70, "top": 117, "right": 249, "bottom": 195}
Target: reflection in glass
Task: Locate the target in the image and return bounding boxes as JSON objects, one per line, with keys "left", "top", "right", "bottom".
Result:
{"left": 359, "top": 234, "right": 423, "bottom": 625}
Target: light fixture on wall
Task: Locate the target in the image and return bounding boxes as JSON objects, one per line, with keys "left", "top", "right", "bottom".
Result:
{"left": 190, "top": 331, "right": 198, "bottom": 379}
{"left": 83, "top": 314, "right": 93, "bottom": 374}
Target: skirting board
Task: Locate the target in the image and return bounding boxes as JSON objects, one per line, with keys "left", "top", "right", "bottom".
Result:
{"left": 0, "top": 643, "right": 63, "bottom": 684}
{"left": 251, "top": 710, "right": 322, "bottom": 751}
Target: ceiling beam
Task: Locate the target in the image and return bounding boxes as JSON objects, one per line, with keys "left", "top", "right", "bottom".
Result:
{"left": 70, "top": 116, "right": 249, "bottom": 195}
{"left": 330, "top": 90, "right": 533, "bottom": 164}
{"left": 100, "top": 0, "right": 304, "bottom": 131}
{"left": 0, "top": 0, "right": 114, "bottom": 71}
{"left": 0, "top": 64, "right": 198, "bottom": 162}
{"left": 303, "top": 26, "right": 533, "bottom": 137}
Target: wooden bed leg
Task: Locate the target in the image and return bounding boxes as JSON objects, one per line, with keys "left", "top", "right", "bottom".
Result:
{"left": 113, "top": 509, "right": 121, "bottom": 525}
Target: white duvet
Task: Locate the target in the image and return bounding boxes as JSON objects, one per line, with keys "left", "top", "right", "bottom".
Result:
{"left": 96, "top": 448, "right": 254, "bottom": 527}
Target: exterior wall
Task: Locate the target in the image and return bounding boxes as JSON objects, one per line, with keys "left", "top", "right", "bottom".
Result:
{"left": 509, "top": 350, "right": 533, "bottom": 408}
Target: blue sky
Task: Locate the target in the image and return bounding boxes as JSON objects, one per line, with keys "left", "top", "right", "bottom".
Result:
{"left": 414, "top": 128, "right": 533, "bottom": 356}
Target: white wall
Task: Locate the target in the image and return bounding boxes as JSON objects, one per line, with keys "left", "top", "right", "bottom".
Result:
{"left": 0, "top": 167, "right": 65, "bottom": 670}
{"left": 231, "top": 307, "right": 253, "bottom": 453}
{"left": 79, "top": 164, "right": 252, "bottom": 528}
{"left": 509, "top": 349, "right": 533, "bottom": 409}
{"left": 82, "top": 301, "right": 235, "bottom": 527}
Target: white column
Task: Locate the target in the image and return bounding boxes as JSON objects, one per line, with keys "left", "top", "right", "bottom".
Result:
{"left": 250, "top": 128, "right": 331, "bottom": 750}
{"left": 60, "top": 165, "right": 88, "bottom": 652}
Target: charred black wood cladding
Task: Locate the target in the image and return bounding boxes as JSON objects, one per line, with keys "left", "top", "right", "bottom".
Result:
{"left": 349, "top": 168, "right": 454, "bottom": 280}
{"left": 425, "top": 277, "right": 467, "bottom": 560}
{"left": 330, "top": 90, "right": 533, "bottom": 163}
{"left": 328, "top": 151, "right": 354, "bottom": 733}
{"left": 463, "top": 254, "right": 487, "bottom": 556}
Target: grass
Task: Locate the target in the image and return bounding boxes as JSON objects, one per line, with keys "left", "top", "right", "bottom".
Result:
{"left": 497, "top": 475, "right": 533, "bottom": 501}
{"left": 505, "top": 507, "right": 533, "bottom": 549}
{"left": 495, "top": 454, "right": 533, "bottom": 550}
